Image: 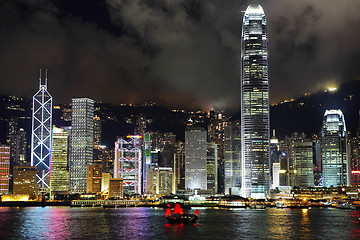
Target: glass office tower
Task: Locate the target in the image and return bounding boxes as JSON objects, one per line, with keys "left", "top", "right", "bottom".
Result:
{"left": 185, "top": 128, "right": 207, "bottom": 190}
{"left": 241, "top": 5, "right": 270, "bottom": 198}
{"left": 224, "top": 123, "right": 241, "bottom": 195}
{"left": 321, "top": 110, "right": 349, "bottom": 187}
{"left": 69, "top": 98, "right": 94, "bottom": 193}
{"left": 51, "top": 126, "right": 69, "bottom": 193}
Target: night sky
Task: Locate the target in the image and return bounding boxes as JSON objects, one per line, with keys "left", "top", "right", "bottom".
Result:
{"left": 0, "top": 0, "right": 359, "bottom": 111}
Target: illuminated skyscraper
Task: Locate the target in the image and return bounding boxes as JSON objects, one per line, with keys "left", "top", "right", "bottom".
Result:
{"left": 207, "top": 142, "right": 218, "bottom": 194}
{"left": 87, "top": 165, "right": 102, "bottom": 193}
{"left": 174, "top": 142, "right": 185, "bottom": 191}
{"left": 50, "top": 126, "right": 69, "bottom": 193}
{"left": 269, "top": 130, "right": 280, "bottom": 187}
{"left": 321, "top": 110, "right": 349, "bottom": 187}
{"left": 10, "top": 128, "right": 27, "bottom": 167}
{"left": 31, "top": 69, "right": 52, "bottom": 190}
{"left": 93, "top": 115, "right": 101, "bottom": 146}
{"left": 241, "top": 5, "right": 270, "bottom": 198}
{"left": 0, "top": 145, "right": 10, "bottom": 194}
{"left": 185, "top": 128, "right": 207, "bottom": 190}
{"left": 9, "top": 128, "right": 27, "bottom": 193}
{"left": 69, "top": 98, "right": 94, "bottom": 193}
{"left": 294, "top": 141, "right": 314, "bottom": 187}
{"left": 224, "top": 123, "right": 241, "bottom": 195}
{"left": 114, "top": 136, "right": 142, "bottom": 194}
{"left": 142, "top": 133, "right": 151, "bottom": 194}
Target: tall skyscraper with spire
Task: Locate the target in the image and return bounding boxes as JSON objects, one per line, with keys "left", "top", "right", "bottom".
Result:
{"left": 31, "top": 69, "right": 53, "bottom": 190}
{"left": 241, "top": 5, "right": 270, "bottom": 198}
{"left": 321, "top": 109, "right": 349, "bottom": 187}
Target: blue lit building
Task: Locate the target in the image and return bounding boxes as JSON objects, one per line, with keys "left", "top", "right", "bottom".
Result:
{"left": 31, "top": 70, "right": 52, "bottom": 190}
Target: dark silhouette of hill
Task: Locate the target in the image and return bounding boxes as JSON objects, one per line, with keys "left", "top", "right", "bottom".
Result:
{"left": 232, "top": 79, "right": 360, "bottom": 139}
{"left": 271, "top": 79, "right": 360, "bottom": 139}
{"left": 232, "top": 80, "right": 360, "bottom": 139}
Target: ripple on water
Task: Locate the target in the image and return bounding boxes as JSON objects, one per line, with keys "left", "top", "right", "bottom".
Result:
{"left": 0, "top": 207, "right": 359, "bottom": 240}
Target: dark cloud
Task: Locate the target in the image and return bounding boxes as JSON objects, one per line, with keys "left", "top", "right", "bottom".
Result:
{"left": 0, "top": 0, "right": 359, "bottom": 111}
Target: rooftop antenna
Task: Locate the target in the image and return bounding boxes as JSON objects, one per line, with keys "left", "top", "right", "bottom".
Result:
{"left": 39, "top": 69, "right": 42, "bottom": 87}
{"left": 272, "top": 129, "right": 276, "bottom": 138}
{"left": 45, "top": 69, "right": 48, "bottom": 86}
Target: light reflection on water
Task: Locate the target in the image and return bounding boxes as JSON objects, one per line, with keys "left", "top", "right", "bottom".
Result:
{"left": 0, "top": 207, "right": 359, "bottom": 239}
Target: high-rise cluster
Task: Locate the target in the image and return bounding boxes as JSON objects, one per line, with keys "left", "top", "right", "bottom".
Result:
{"left": 1, "top": 4, "right": 359, "bottom": 203}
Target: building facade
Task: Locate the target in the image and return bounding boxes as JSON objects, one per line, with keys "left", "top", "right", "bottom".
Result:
{"left": 101, "top": 172, "right": 111, "bottom": 194}
{"left": 147, "top": 167, "right": 174, "bottom": 195}
{"left": 294, "top": 141, "right": 314, "bottom": 188}
{"left": 185, "top": 128, "right": 207, "bottom": 190}
{"left": 224, "top": 123, "right": 241, "bottom": 195}
{"left": 50, "top": 126, "right": 69, "bottom": 193}
{"left": 350, "top": 135, "right": 360, "bottom": 185}
{"left": 13, "top": 166, "right": 37, "bottom": 195}
{"left": 114, "top": 136, "right": 142, "bottom": 195}
{"left": 241, "top": 5, "right": 270, "bottom": 198}
{"left": 174, "top": 142, "right": 185, "bottom": 191}
{"left": 0, "top": 145, "right": 10, "bottom": 194}
{"left": 9, "top": 128, "right": 27, "bottom": 167}
{"left": 69, "top": 98, "right": 94, "bottom": 193}
{"left": 207, "top": 142, "right": 218, "bottom": 194}
{"left": 321, "top": 110, "right": 349, "bottom": 187}
{"left": 109, "top": 178, "right": 124, "bottom": 199}
{"left": 142, "top": 133, "right": 152, "bottom": 194}
{"left": 87, "top": 165, "right": 102, "bottom": 193}
{"left": 93, "top": 115, "right": 101, "bottom": 147}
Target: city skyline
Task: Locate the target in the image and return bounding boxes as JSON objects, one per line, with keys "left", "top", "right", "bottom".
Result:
{"left": 0, "top": 1, "right": 359, "bottom": 111}
{"left": 0, "top": 2, "right": 359, "bottom": 197}
{"left": 1, "top": 3, "right": 360, "bottom": 238}
{"left": 1, "top": 2, "right": 360, "bottom": 235}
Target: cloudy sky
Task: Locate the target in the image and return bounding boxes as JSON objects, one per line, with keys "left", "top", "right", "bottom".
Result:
{"left": 0, "top": 0, "right": 359, "bottom": 111}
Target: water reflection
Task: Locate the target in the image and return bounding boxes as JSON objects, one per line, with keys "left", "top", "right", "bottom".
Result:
{"left": 350, "top": 210, "right": 360, "bottom": 239}
{"left": 0, "top": 207, "right": 14, "bottom": 239}
{"left": 0, "top": 207, "right": 359, "bottom": 239}
{"left": 300, "top": 208, "right": 310, "bottom": 239}
{"left": 164, "top": 223, "right": 184, "bottom": 237}
{"left": 16, "top": 207, "right": 72, "bottom": 239}
{"left": 164, "top": 222, "right": 198, "bottom": 238}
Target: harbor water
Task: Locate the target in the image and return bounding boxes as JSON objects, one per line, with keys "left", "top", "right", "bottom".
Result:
{"left": 0, "top": 207, "right": 359, "bottom": 239}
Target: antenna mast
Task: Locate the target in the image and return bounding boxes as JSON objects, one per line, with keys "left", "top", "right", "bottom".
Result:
{"left": 45, "top": 69, "right": 48, "bottom": 87}
{"left": 39, "top": 69, "right": 42, "bottom": 87}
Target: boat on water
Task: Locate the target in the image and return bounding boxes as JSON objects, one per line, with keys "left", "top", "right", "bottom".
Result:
{"left": 166, "top": 213, "right": 198, "bottom": 223}
{"left": 165, "top": 203, "right": 199, "bottom": 223}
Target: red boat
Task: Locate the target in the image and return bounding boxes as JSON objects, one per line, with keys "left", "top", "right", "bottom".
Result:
{"left": 165, "top": 203, "right": 199, "bottom": 223}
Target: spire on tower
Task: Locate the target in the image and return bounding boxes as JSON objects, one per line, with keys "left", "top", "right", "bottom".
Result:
{"left": 39, "top": 69, "right": 42, "bottom": 87}
{"left": 45, "top": 69, "right": 48, "bottom": 86}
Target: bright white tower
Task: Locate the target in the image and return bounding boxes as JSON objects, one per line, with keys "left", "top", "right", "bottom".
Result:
{"left": 31, "top": 69, "right": 53, "bottom": 189}
{"left": 241, "top": 5, "right": 270, "bottom": 199}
